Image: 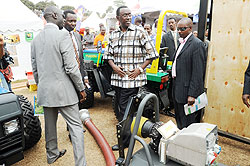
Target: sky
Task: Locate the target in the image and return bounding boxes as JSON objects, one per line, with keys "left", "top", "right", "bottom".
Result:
{"left": 29, "top": 0, "right": 201, "bottom": 14}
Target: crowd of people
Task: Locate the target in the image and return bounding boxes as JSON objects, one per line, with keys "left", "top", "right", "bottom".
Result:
{"left": 0, "top": 4, "right": 248, "bottom": 166}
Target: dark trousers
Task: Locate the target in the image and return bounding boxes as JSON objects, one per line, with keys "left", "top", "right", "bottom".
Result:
{"left": 172, "top": 84, "right": 200, "bottom": 129}
{"left": 114, "top": 86, "right": 139, "bottom": 147}
{"left": 114, "top": 86, "right": 139, "bottom": 119}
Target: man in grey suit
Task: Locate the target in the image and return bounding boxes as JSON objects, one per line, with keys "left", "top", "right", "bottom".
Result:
{"left": 63, "top": 10, "right": 89, "bottom": 84}
{"left": 172, "top": 18, "right": 206, "bottom": 129}
{"left": 31, "top": 6, "right": 87, "bottom": 165}
{"left": 242, "top": 61, "right": 250, "bottom": 108}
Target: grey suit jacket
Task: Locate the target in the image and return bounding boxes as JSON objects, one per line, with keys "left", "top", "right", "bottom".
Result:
{"left": 243, "top": 61, "right": 250, "bottom": 94}
{"left": 31, "top": 24, "right": 85, "bottom": 107}
{"left": 160, "top": 31, "right": 180, "bottom": 61}
{"left": 173, "top": 34, "right": 206, "bottom": 103}
{"left": 73, "top": 32, "right": 87, "bottom": 78}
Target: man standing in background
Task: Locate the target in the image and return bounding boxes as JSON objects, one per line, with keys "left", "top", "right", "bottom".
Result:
{"left": 94, "top": 26, "right": 106, "bottom": 48}
{"left": 82, "top": 27, "right": 95, "bottom": 49}
{"left": 31, "top": 6, "right": 87, "bottom": 166}
{"left": 63, "top": 10, "right": 89, "bottom": 84}
{"left": 242, "top": 61, "right": 250, "bottom": 108}
{"left": 161, "top": 17, "right": 179, "bottom": 61}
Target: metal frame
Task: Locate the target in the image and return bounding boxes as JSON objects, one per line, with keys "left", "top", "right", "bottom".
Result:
{"left": 124, "top": 93, "right": 159, "bottom": 166}
{"left": 147, "top": 10, "right": 188, "bottom": 74}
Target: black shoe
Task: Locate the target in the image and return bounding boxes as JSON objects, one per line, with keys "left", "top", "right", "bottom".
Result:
{"left": 112, "top": 144, "right": 119, "bottom": 151}
{"left": 48, "top": 149, "right": 67, "bottom": 164}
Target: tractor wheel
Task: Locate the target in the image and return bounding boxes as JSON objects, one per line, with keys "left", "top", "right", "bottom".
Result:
{"left": 79, "top": 87, "right": 94, "bottom": 109}
{"left": 18, "top": 95, "right": 42, "bottom": 150}
{"left": 112, "top": 95, "right": 122, "bottom": 122}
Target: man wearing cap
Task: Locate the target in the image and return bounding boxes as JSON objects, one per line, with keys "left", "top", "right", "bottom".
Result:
{"left": 82, "top": 27, "right": 95, "bottom": 49}
{"left": 242, "top": 61, "right": 250, "bottom": 108}
{"left": 172, "top": 17, "right": 206, "bottom": 129}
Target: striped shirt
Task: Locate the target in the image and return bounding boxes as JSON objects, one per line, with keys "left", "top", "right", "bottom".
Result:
{"left": 103, "top": 24, "right": 159, "bottom": 88}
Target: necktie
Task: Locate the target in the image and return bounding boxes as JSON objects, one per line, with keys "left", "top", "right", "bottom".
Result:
{"left": 173, "top": 31, "right": 178, "bottom": 49}
{"left": 69, "top": 32, "right": 80, "bottom": 68}
{"left": 179, "top": 38, "right": 185, "bottom": 44}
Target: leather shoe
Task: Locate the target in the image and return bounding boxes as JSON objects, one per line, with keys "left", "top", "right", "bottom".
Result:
{"left": 48, "top": 149, "right": 67, "bottom": 164}
{"left": 112, "top": 144, "right": 119, "bottom": 151}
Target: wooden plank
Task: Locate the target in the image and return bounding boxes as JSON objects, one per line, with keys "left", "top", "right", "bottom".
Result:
{"left": 204, "top": 0, "right": 250, "bottom": 138}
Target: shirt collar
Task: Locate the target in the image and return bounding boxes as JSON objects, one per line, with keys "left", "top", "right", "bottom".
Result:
{"left": 179, "top": 32, "right": 192, "bottom": 44}
{"left": 117, "top": 23, "right": 135, "bottom": 32}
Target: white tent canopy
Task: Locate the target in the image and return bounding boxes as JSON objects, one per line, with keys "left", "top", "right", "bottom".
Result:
{"left": 81, "top": 12, "right": 105, "bottom": 30}
{"left": 0, "top": 0, "right": 44, "bottom": 32}
{"left": 0, "top": 0, "right": 44, "bottom": 80}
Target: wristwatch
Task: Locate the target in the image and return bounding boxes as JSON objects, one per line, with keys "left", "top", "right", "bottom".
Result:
{"left": 138, "top": 67, "right": 144, "bottom": 73}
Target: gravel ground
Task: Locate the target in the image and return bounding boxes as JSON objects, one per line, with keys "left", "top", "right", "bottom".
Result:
{"left": 12, "top": 82, "right": 250, "bottom": 166}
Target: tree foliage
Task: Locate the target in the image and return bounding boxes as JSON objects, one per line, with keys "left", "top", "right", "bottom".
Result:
{"left": 35, "top": 0, "right": 57, "bottom": 11}
{"left": 20, "top": 0, "right": 35, "bottom": 10}
{"left": 113, "top": 0, "right": 126, "bottom": 7}
{"left": 61, "top": 5, "right": 75, "bottom": 11}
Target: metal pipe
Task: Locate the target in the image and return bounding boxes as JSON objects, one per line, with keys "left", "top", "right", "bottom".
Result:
{"left": 79, "top": 109, "right": 116, "bottom": 166}
{"left": 125, "top": 93, "right": 159, "bottom": 166}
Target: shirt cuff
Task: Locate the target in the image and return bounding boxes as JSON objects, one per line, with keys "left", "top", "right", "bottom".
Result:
{"left": 84, "top": 76, "right": 88, "bottom": 79}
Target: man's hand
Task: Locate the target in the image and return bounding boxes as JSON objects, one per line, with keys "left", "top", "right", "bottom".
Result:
{"left": 242, "top": 94, "right": 250, "bottom": 108}
{"left": 128, "top": 68, "right": 141, "bottom": 79}
{"left": 79, "top": 90, "right": 87, "bottom": 103}
{"left": 187, "top": 96, "right": 195, "bottom": 106}
{"left": 113, "top": 65, "right": 126, "bottom": 78}
{"left": 84, "top": 78, "right": 89, "bottom": 84}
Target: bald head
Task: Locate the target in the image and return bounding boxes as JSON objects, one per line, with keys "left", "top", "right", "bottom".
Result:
{"left": 177, "top": 17, "right": 193, "bottom": 38}
{"left": 178, "top": 18, "right": 193, "bottom": 28}
{"left": 44, "top": 6, "right": 64, "bottom": 29}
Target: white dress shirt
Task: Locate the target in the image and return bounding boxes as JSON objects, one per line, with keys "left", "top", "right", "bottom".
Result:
{"left": 172, "top": 32, "right": 192, "bottom": 78}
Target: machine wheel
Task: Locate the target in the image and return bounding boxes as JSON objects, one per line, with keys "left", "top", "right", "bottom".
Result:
{"left": 139, "top": 86, "right": 155, "bottom": 121}
{"left": 79, "top": 87, "right": 94, "bottom": 109}
{"left": 18, "top": 95, "right": 42, "bottom": 150}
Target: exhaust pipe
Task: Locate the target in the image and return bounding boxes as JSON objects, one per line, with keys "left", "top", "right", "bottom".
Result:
{"left": 80, "top": 109, "right": 116, "bottom": 166}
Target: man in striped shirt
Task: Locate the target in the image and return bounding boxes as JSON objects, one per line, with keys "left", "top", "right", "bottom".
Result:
{"left": 103, "top": 5, "right": 158, "bottom": 150}
{"left": 104, "top": 5, "right": 158, "bottom": 116}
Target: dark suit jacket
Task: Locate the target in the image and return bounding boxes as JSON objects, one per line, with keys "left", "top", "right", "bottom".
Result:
{"left": 160, "top": 31, "right": 180, "bottom": 61}
{"left": 73, "top": 32, "right": 87, "bottom": 78}
{"left": 243, "top": 61, "right": 250, "bottom": 94}
{"left": 173, "top": 34, "right": 206, "bottom": 104}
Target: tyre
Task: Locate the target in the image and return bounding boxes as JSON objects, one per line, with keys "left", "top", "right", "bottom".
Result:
{"left": 139, "top": 86, "right": 156, "bottom": 121}
{"left": 112, "top": 95, "right": 122, "bottom": 122}
{"left": 79, "top": 87, "right": 94, "bottom": 109}
{"left": 18, "top": 95, "right": 42, "bottom": 150}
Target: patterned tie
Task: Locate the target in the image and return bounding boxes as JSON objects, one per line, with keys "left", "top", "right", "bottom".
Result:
{"left": 69, "top": 32, "right": 80, "bottom": 68}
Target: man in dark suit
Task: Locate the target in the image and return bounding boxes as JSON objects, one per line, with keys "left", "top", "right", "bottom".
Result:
{"left": 160, "top": 18, "right": 180, "bottom": 109}
{"left": 63, "top": 10, "right": 89, "bottom": 84}
{"left": 172, "top": 17, "right": 206, "bottom": 129}
{"left": 242, "top": 61, "right": 250, "bottom": 108}
{"left": 161, "top": 17, "right": 180, "bottom": 62}
{"left": 31, "top": 6, "right": 87, "bottom": 165}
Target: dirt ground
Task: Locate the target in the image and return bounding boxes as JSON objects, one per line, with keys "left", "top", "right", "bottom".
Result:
{"left": 12, "top": 82, "right": 250, "bottom": 166}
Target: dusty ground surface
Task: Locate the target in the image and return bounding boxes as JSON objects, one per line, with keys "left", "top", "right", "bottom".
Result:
{"left": 11, "top": 81, "right": 250, "bottom": 166}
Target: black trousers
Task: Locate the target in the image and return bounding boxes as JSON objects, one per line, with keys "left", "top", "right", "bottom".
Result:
{"left": 113, "top": 86, "right": 139, "bottom": 147}
{"left": 172, "top": 83, "right": 200, "bottom": 129}
{"left": 114, "top": 86, "right": 139, "bottom": 119}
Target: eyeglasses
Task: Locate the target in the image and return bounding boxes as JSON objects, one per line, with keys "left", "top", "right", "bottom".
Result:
{"left": 121, "top": 13, "right": 132, "bottom": 18}
{"left": 177, "top": 27, "right": 190, "bottom": 31}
